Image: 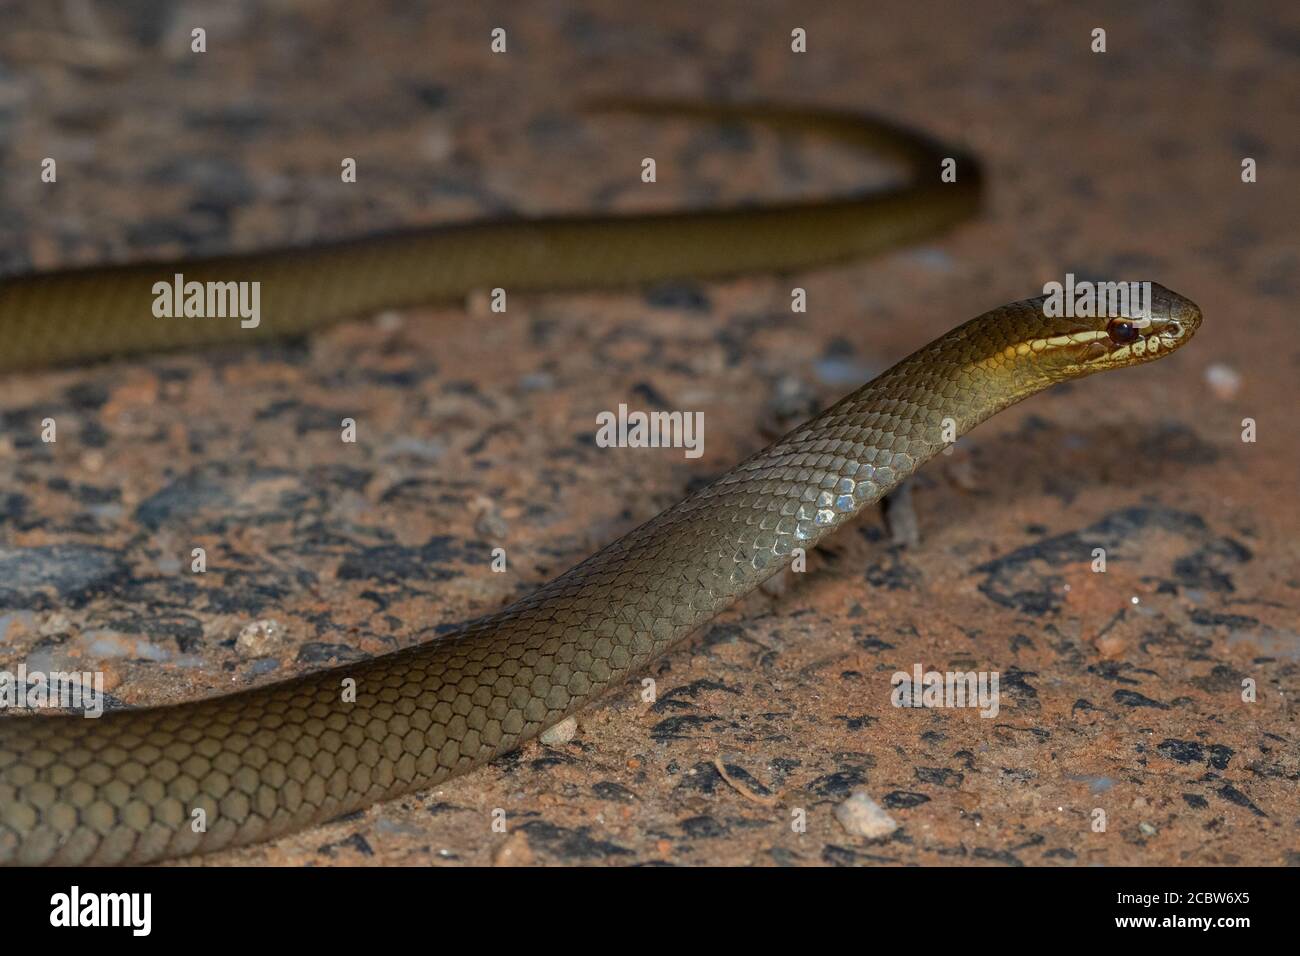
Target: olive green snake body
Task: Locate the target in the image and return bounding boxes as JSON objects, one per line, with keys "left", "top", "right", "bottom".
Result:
{"left": 0, "top": 104, "right": 1200, "bottom": 864}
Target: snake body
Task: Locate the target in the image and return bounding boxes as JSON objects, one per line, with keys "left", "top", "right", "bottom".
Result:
{"left": 0, "top": 104, "right": 977, "bottom": 371}
{"left": 0, "top": 105, "right": 1200, "bottom": 865}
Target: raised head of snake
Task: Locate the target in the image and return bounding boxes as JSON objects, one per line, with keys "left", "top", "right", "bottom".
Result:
{"left": 920, "top": 281, "right": 1202, "bottom": 421}
{"left": 1035, "top": 281, "right": 1202, "bottom": 377}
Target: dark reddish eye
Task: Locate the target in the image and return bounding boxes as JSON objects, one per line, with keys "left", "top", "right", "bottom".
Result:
{"left": 1107, "top": 320, "right": 1138, "bottom": 345}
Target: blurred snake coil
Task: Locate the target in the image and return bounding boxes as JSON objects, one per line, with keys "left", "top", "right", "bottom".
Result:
{"left": 0, "top": 103, "right": 1201, "bottom": 864}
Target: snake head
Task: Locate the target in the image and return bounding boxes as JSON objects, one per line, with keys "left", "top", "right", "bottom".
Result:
{"left": 1031, "top": 281, "right": 1202, "bottom": 380}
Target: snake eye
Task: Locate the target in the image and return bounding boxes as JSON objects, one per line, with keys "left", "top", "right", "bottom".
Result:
{"left": 1107, "top": 319, "right": 1139, "bottom": 345}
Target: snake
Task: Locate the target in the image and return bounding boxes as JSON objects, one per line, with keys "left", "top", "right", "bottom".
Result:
{"left": 0, "top": 103, "right": 1201, "bottom": 865}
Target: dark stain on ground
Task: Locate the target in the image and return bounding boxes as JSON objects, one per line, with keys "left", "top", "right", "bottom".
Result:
{"left": 336, "top": 536, "right": 476, "bottom": 584}
{"left": 0, "top": 545, "right": 128, "bottom": 609}
{"left": 517, "top": 821, "right": 634, "bottom": 860}
{"left": 1157, "top": 739, "right": 1235, "bottom": 770}
{"left": 973, "top": 507, "right": 1252, "bottom": 614}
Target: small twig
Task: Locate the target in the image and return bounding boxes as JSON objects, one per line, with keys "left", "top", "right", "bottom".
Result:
{"left": 713, "top": 758, "right": 780, "bottom": 807}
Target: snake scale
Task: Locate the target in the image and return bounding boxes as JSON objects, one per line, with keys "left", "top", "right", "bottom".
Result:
{"left": 0, "top": 103, "right": 1200, "bottom": 864}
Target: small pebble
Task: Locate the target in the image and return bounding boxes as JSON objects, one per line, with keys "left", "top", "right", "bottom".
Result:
{"left": 1139, "top": 822, "right": 1158, "bottom": 836}
{"left": 1204, "top": 362, "right": 1241, "bottom": 400}
{"left": 539, "top": 716, "right": 578, "bottom": 746}
{"left": 493, "top": 830, "right": 534, "bottom": 866}
{"left": 1095, "top": 632, "right": 1127, "bottom": 659}
{"left": 38, "top": 612, "right": 72, "bottom": 637}
{"left": 834, "top": 788, "right": 899, "bottom": 839}
{"left": 374, "top": 310, "right": 404, "bottom": 332}
{"left": 474, "top": 507, "right": 510, "bottom": 540}
{"left": 237, "top": 619, "right": 285, "bottom": 657}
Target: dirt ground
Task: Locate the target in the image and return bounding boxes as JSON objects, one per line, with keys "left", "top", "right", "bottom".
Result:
{"left": 0, "top": 1, "right": 1296, "bottom": 866}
